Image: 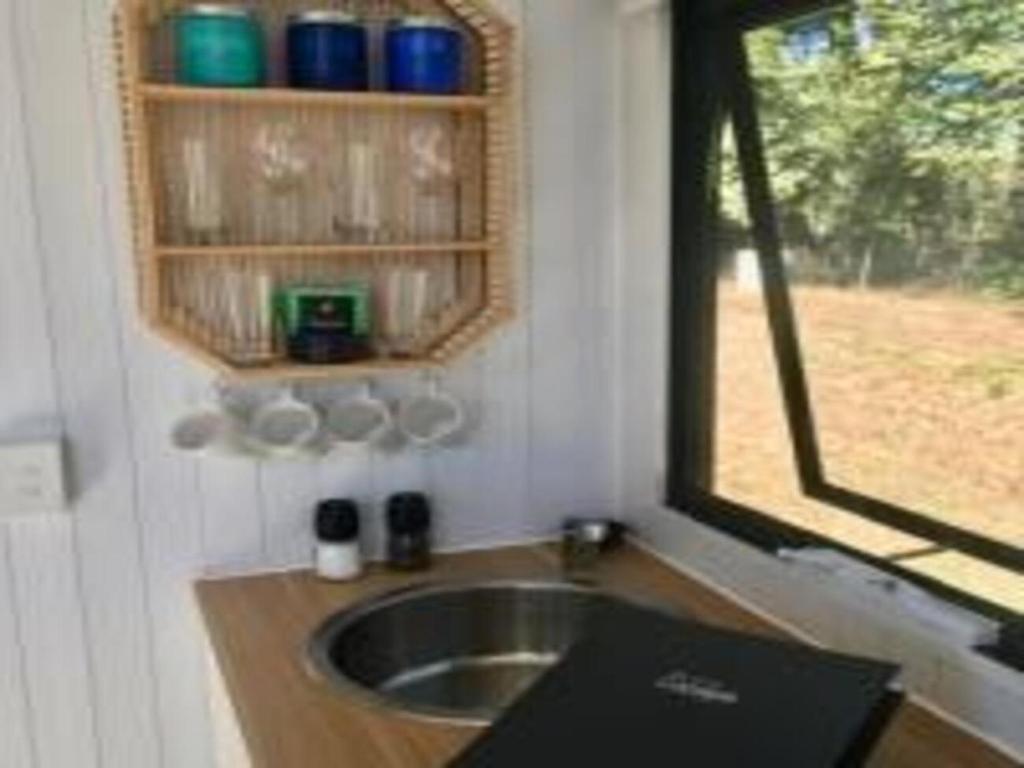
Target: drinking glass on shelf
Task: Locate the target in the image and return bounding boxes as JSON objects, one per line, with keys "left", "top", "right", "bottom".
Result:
{"left": 381, "top": 269, "right": 431, "bottom": 359}
{"left": 251, "top": 121, "right": 314, "bottom": 243}
{"left": 182, "top": 135, "right": 225, "bottom": 244}
{"left": 410, "top": 124, "right": 455, "bottom": 190}
{"left": 216, "top": 268, "right": 278, "bottom": 367}
{"left": 408, "top": 121, "right": 457, "bottom": 242}
{"left": 331, "top": 140, "right": 384, "bottom": 244}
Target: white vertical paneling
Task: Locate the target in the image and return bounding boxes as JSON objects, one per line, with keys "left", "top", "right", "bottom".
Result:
{"left": 614, "top": 3, "right": 671, "bottom": 523}
{"left": 479, "top": 335, "right": 536, "bottom": 542}
{"left": 80, "top": 0, "right": 217, "bottom": 762}
{"left": 1, "top": 0, "right": 98, "bottom": 764}
{"left": 526, "top": 0, "right": 584, "bottom": 518}
{"left": 0, "top": 0, "right": 61, "bottom": 445}
{"left": 0, "top": 532, "right": 34, "bottom": 768}
{"left": 8, "top": 521, "right": 100, "bottom": 768}
{"left": 10, "top": 0, "right": 163, "bottom": 765}
{"left": 526, "top": 0, "right": 618, "bottom": 520}
{"left": 198, "top": 457, "right": 267, "bottom": 574}
{"left": 111, "top": 361, "right": 215, "bottom": 768}
{"left": 258, "top": 454, "right": 322, "bottom": 569}
{"left": 476, "top": 0, "right": 536, "bottom": 543}
{"left": 426, "top": 357, "right": 486, "bottom": 550}
{"left": 571, "top": 0, "right": 617, "bottom": 511}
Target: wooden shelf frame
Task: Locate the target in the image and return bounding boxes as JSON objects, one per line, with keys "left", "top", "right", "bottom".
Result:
{"left": 141, "top": 83, "right": 492, "bottom": 111}
{"left": 151, "top": 321, "right": 440, "bottom": 382}
{"left": 114, "top": 0, "right": 517, "bottom": 381}
{"left": 155, "top": 242, "right": 494, "bottom": 260}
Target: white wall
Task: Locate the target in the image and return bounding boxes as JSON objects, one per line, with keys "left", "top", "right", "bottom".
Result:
{"left": 612, "top": 1, "right": 1024, "bottom": 759}
{"left": 0, "top": 1, "right": 618, "bottom": 766}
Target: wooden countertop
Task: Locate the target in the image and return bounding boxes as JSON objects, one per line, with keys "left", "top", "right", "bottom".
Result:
{"left": 196, "top": 544, "right": 1017, "bottom": 768}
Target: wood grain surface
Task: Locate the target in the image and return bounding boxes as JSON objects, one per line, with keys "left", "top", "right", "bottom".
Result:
{"left": 196, "top": 544, "right": 1020, "bottom": 768}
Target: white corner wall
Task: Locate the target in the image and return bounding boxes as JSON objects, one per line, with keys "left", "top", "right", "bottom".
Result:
{"left": 612, "top": 1, "right": 1024, "bottom": 760}
{"left": 0, "top": 1, "right": 619, "bottom": 766}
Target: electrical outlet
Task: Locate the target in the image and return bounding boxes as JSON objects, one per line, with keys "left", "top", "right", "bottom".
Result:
{"left": 0, "top": 441, "right": 67, "bottom": 517}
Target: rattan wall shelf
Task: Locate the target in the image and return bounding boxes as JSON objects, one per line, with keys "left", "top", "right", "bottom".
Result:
{"left": 115, "top": 0, "right": 515, "bottom": 381}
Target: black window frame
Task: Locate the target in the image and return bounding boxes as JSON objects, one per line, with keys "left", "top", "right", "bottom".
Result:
{"left": 666, "top": 0, "right": 1024, "bottom": 662}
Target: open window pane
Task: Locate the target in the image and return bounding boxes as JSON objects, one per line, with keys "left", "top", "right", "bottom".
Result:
{"left": 713, "top": 1, "right": 1023, "bottom": 612}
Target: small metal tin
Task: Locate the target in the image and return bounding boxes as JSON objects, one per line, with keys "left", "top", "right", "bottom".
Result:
{"left": 560, "top": 518, "right": 627, "bottom": 582}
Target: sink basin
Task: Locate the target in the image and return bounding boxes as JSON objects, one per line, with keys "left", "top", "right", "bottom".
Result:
{"left": 307, "top": 580, "right": 675, "bottom": 725}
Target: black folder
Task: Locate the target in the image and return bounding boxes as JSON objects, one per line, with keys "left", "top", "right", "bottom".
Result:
{"left": 450, "top": 610, "right": 902, "bottom": 767}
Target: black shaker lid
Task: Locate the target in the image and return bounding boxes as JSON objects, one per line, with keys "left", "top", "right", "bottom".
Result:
{"left": 316, "top": 500, "right": 360, "bottom": 543}
{"left": 387, "top": 493, "right": 431, "bottom": 534}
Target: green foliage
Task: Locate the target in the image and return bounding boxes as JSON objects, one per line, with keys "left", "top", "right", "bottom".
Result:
{"left": 974, "top": 252, "right": 1024, "bottom": 299}
{"left": 722, "top": 0, "right": 1024, "bottom": 294}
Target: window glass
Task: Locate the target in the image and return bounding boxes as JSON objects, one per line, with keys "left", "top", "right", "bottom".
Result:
{"left": 713, "top": 1, "right": 1024, "bottom": 612}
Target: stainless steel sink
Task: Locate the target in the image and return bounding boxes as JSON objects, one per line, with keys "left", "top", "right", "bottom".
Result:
{"left": 307, "top": 580, "right": 674, "bottom": 725}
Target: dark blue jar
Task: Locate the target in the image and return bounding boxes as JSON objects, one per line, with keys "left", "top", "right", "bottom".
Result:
{"left": 287, "top": 11, "right": 368, "bottom": 91}
{"left": 386, "top": 17, "right": 464, "bottom": 95}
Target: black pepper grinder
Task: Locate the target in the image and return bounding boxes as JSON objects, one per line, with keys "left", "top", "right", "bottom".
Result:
{"left": 386, "top": 492, "right": 432, "bottom": 571}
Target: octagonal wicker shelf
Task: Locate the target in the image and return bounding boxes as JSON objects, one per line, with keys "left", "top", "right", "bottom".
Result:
{"left": 115, "top": 0, "right": 515, "bottom": 381}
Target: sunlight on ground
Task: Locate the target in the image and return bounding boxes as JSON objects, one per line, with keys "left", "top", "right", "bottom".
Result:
{"left": 715, "top": 283, "right": 1024, "bottom": 613}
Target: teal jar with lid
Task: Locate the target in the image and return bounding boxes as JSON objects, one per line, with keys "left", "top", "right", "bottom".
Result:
{"left": 175, "top": 4, "right": 266, "bottom": 87}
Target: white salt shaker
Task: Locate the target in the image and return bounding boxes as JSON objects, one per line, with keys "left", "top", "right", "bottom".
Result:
{"left": 315, "top": 500, "right": 363, "bottom": 582}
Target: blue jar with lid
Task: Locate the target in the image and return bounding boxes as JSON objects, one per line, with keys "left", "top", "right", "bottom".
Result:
{"left": 287, "top": 11, "right": 369, "bottom": 91}
{"left": 174, "top": 4, "right": 266, "bottom": 87}
{"left": 386, "top": 17, "right": 464, "bottom": 95}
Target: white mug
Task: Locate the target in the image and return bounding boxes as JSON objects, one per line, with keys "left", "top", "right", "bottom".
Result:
{"left": 325, "top": 382, "right": 393, "bottom": 450}
{"left": 246, "top": 388, "right": 322, "bottom": 457}
{"left": 396, "top": 380, "right": 465, "bottom": 447}
{"left": 170, "top": 405, "right": 238, "bottom": 456}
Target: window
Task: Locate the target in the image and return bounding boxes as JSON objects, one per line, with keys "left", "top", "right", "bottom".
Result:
{"left": 667, "top": 0, "right": 1023, "bottom": 656}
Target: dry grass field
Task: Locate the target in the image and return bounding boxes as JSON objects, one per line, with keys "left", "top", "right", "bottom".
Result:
{"left": 715, "top": 283, "right": 1024, "bottom": 612}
